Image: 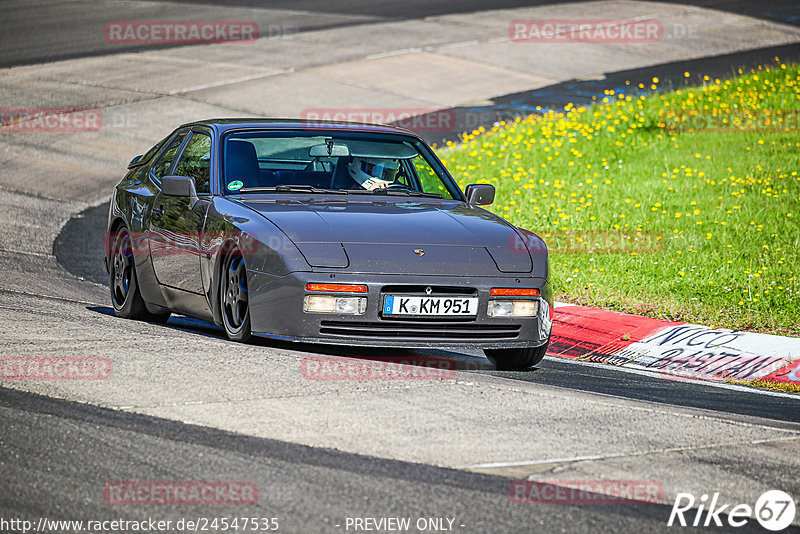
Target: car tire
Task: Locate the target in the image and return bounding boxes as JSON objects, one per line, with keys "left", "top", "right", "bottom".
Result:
{"left": 220, "top": 248, "right": 252, "bottom": 343}
{"left": 484, "top": 340, "right": 549, "bottom": 371}
{"left": 109, "top": 226, "right": 171, "bottom": 323}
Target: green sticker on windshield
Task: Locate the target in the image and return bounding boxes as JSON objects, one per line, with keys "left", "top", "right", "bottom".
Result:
{"left": 227, "top": 180, "right": 243, "bottom": 191}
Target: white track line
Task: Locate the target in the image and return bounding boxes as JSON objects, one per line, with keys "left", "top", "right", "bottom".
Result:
{"left": 365, "top": 48, "right": 422, "bottom": 60}
{"left": 170, "top": 67, "right": 295, "bottom": 94}
{"left": 466, "top": 435, "right": 800, "bottom": 470}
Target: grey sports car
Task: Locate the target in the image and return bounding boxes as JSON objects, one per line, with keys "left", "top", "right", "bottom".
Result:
{"left": 106, "top": 119, "right": 552, "bottom": 369}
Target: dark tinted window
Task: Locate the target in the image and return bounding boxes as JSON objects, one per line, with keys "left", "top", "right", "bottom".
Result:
{"left": 152, "top": 132, "right": 187, "bottom": 181}
{"left": 174, "top": 132, "right": 212, "bottom": 194}
{"left": 141, "top": 133, "right": 172, "bottom": 165}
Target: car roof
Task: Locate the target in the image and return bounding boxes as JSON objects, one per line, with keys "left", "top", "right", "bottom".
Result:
{"left": 178, "top": 118, "right": 421, "bottom": 138}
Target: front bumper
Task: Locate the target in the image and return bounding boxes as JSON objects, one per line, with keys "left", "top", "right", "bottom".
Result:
{"left": 247, "top": 270, "right": 552, "bottom": 349}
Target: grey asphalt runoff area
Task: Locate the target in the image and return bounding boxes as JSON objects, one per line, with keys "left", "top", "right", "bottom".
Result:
{"left": 1, "top": 1, "right": 799, "bottom": 532}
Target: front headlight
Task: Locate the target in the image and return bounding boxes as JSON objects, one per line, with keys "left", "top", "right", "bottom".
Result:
{"left": 303, "top": 295, "right": 367, "bottom": 315}
{"left": 487, "top": 300, "right": 538, "bottom": 317}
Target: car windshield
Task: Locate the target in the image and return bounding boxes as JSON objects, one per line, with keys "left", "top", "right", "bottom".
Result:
{"left": 221, "top": 131, "right": 458, "bottom": 199}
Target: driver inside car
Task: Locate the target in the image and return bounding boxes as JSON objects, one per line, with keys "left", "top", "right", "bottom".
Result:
{"left": 347, "top": 156, "right": 400, "bottom": 190}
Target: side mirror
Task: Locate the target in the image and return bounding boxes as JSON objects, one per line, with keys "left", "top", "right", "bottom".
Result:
{"left": 162, "top": 175, "right": 199, "bottom": 208}
{"left": 127, "top": 155, "right": 143, "bottom": 168}
{"left": 464, "top": 184, "right": 495, "bottom": 206}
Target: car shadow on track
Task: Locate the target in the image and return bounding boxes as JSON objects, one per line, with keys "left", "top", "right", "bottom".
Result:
{"left": 87, "top": 305, "right": 501, "bottom": 372}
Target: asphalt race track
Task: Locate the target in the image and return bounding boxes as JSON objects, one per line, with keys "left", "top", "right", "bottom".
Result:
{"left": 2, "top": 1, "right": 800, "bottom": 533}
{"left": 4, "top": 0, "right": 798, "bottom": 68}
{"left": 0, "top": 386, "right": 782, "bottom": 534}
{"left": 54, "top": 201, "right": 800, "bottom": 425}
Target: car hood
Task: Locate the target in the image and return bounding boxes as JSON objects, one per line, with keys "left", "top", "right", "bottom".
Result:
{"left": 240, "top": 197, "right": 537, "bottom": 274}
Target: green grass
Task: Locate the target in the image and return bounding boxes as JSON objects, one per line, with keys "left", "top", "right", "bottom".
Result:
{"left": 438, "top": 61, "right": 800, "bottom": 335}
{"left": 725, "top": 379, "right": 800, "bottom": 394}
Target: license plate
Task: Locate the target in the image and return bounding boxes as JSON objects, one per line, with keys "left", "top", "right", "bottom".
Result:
{"left": 383, "top": 295, "right": 478, "bottom": 316}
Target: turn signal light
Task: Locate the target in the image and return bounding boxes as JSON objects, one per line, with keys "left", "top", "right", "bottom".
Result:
{"left": 305, "top": 283, "right": 368, "bottom": 293}
{"left": 489, "top": 288, "right": 540, "bottom": 297}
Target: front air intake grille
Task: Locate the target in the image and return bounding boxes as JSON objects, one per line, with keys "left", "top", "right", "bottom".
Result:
{"left": 319, "top": 321, "right": 521, "bottom": 340}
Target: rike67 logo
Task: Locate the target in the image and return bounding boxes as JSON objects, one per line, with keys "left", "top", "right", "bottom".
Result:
{"left": 668, "top": 490, "right": 796, "bottom": 531}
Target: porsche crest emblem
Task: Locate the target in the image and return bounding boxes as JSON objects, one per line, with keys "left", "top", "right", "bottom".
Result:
{"left": 413, "top": 249, "right": 425, "bottom": 256}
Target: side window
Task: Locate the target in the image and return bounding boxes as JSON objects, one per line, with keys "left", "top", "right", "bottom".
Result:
{"left": 174, "top": 132, "right": 212, "bottom": 194}
{"left": 409, "top": 156, "right": 454, "bottom": 199}
{"left": 152, "top": 132, "right": 187, "bottom": 181}
{"left": 141, "top": 133, "right": 172, "bottom": 165}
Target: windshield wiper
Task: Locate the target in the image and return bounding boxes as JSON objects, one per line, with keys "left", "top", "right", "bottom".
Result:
{"left": 239, "top": 184, "right": 347, "bottom": 194}
{"left": 357, "top": 188, "right": 442, "bottom": 198}
{"left": 238, "top": 184, "right": 441, "bottom": 198}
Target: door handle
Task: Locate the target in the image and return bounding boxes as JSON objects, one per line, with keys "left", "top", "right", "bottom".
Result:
{"left": 152, "top": 205, "right": 164, "bottom": 220}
